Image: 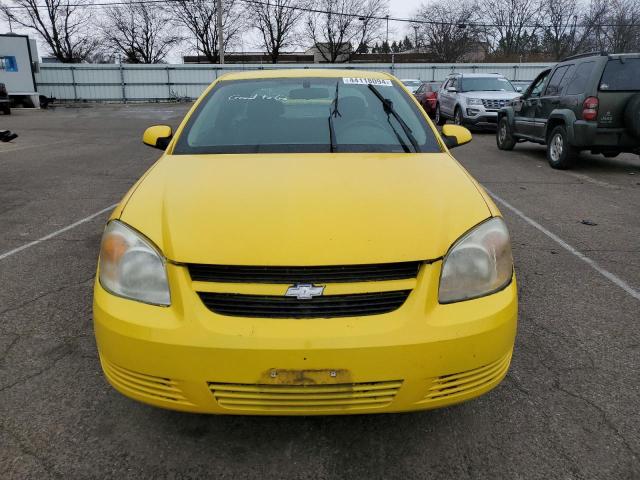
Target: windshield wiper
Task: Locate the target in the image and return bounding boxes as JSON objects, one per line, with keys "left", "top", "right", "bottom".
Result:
{"left": 328, "top": 80, "right": 341, "bottom": 153}
{"left": 367, "top": 84, "right": 419, "bottom": 152}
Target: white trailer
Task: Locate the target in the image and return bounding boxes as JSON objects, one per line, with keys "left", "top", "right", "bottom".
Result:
{"left": 0, "top": 34, "right": 39, "bottom": 108}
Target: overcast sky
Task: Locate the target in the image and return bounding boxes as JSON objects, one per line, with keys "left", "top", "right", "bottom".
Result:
{"left": 1, "top": 0, "right": 426, "bottom": 61}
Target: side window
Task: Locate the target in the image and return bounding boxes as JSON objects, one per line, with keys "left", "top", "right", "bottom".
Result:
{"left": 529, "top": 72, "right": 550, "bottom": 97}
{"left": 566, "top": 62, "right": 595, "bottom": 95}
{"left": 557, "top": 65, "right": 575, "bottom": 93}
{"left": 442, "top": 79, "right": 450, "bottom": 90}
{"left": 545, "top": 66, "right": 570, "bottom": 96}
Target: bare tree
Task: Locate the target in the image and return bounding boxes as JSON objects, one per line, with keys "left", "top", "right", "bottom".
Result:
{"left": 102, "top": 0, "right": 182, "bottom": 63}
{"left": 479, "top": 0, "right": 543, "bottom": 57}
{"left": 305, "top": 0, "right": 388, "bottom": 63}
{"left": 413, "top": 1, "right": 482, "bottom": 62}
{"left": 245, "top": 0, "right": 306, "bottom": 63}
{"left": 539, "top": 0, "right": 586, "bottom": 60}
{"left": 169, "top": 0, "right": 244, "bottom": 63}
{"left": 1, "top": 0, "right": 97, "bottom": 62}
{"left": 587, "top": 0, "right": 640, "bottom": 52}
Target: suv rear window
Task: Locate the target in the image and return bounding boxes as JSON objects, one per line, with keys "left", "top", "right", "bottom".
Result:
{"left": 600, "top": 58, "right": 640, "bottom": 91}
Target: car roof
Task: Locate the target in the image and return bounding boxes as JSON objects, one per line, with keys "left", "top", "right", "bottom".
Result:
{"left": 561, "top": 51, "right": 640, "bottom": 62}
{"left": 218, "top": 69, "right": 395, "bottom": 81}
{"left": 449, "top": 73, "right": 506, "bottom": 78}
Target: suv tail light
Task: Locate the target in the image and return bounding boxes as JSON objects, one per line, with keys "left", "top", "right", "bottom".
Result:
{"left": 582, "top": 96, "right": 598, "bottom": 121}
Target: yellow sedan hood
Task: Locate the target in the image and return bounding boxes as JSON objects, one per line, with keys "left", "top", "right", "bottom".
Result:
{"left": 119, "top": 153, "right": 491, "bottom": 265}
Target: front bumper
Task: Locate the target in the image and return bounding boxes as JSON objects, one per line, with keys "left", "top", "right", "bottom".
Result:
{"left": 93, "top": 262, "right": 517, "bottom": 415}
{"left": 463, "top": 109, "right": 499, "bottom": 129}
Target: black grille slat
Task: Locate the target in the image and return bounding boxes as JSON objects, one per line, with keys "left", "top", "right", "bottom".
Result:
{"left": 198, "top": 291, "right": 411, "bottom": 318}
{"left": 188, "top": 262, "right": 421, "bottom": 284}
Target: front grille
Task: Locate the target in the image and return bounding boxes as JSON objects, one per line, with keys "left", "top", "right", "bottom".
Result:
{"left": 198, "top": 290, "right": 411, "bottom": 318}
{"left": 208, "top": 380, "right": 403, "bottom": 412}
{"left": 421, "top": 352, "right": 511, "bottom": 404}
{"left": 188, "top": 261, "right": 421, "bottom": 284}
{"left": 481, "top": 99, "right": 509, "bottom": 110}
{"left": 100, "top": 356, "right": 192, "bottom": 405}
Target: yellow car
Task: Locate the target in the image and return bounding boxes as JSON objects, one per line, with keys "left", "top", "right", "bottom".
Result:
{"left": 94, "top": 69, "right": 517, "bottom": 415}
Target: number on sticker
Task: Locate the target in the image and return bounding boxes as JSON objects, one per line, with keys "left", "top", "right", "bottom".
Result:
{"left": 343, "top": 78, "right": 393, "bottom": 86}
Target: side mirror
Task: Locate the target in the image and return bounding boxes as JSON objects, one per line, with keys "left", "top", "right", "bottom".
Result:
{"left": 441, "top": 124, "right": 472, "bottom": 149}
{"left": 516, "top": 86, "right": 523, "bottom": 93}
{"left": 143, "top": 125, "right": 173, "bottom": 150}
{"left": 447, "top": 87, "right": 457, "bottom": 93}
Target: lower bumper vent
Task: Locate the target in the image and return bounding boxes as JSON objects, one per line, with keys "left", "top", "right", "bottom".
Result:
{"left": 101, "top": 356, "right": 192, "bottom": 405}
{"left": 421, "top": 352, "right": 512, "bottom": 403}
{"left": 208, "top": 380, "right": 403, "bottom": 412}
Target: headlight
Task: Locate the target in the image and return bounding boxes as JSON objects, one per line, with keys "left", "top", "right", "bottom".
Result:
{"left": 466, "top": 98, "right": 483, "bottom": 106}
{"left": 98, "top": 220, "right": 170, "bottom": 306}
{"left": 439, "top": 218, "right": 513, "bottom": 303}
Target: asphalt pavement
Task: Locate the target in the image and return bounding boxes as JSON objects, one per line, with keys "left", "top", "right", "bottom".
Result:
{"left": 0, "top": 104, "right": 638, "bottom": 479}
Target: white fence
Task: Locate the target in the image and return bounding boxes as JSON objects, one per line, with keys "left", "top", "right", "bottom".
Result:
{"left": 35, "top": 62, "right": 552, "bottom": 102}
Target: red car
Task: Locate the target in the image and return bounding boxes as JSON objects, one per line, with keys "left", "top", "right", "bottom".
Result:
{"left": 414, "top": 82, "right": 441, "bottom": 118}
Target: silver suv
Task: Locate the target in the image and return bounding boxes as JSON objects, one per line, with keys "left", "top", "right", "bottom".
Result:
{"left": 435, "top": 73, "right": 521, "bottom": 130}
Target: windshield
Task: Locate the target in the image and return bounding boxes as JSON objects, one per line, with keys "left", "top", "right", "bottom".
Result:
{"left": 461, "top": 77, "right": 516, "bottom": 92}
{"left": 600, "top": 58, "right": 640, "bottom": 91}
{"left": 173, "top": 77, "right": 441, "bottom": 154}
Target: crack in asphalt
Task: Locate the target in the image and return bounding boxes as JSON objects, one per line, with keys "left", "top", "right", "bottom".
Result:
{"left": 0, "top": 335, "right": 20, "bottom": 369}
{"left": 0, "top": 275, "right": 95, "bottom": 318}
{"left": 528, "top": 328, "right": 639, "bottom": 465}
{"left": 0, "top": 423, "right": 62, "bottom": 479}
{"left": 552, "top": 377, "right": 640, "bottom": 465}
{"left": 0, "top": 342, "right": 76, "bottom": 394}
{"left": 505, "top": 374, "right": 591, "bottom": 479}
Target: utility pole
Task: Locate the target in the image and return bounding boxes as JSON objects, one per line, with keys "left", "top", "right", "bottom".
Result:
{"left": 217, "top": 0, "right": 224, "bottom": 64}
{"left": 412, "top": 24, "right": 419, "bottom": 52}
{"left": 385, "top": 15, "right": 389, "bottom": 46}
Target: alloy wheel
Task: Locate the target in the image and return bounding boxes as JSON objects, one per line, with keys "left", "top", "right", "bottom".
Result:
{"left": 550, "top": 133, "right": 563, "bottom": 162}
{"left": 499, "top": 123, "right": 507, "bottom": 144}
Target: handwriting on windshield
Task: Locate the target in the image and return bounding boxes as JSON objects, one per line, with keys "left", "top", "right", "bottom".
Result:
{"left": 228, "top": 94, "right": 288, "bottom": 101}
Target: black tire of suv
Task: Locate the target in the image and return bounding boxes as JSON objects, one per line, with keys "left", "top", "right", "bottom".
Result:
{"left": 547, "top": 125, "right": 578, "bottom": 169}
{"left": 454, "top": 107, "right": 463, "bottom": 126}
{"left": 624, "top": 94, "right": 640, "bottom": 138}
{"left": 496, "top": 117, "right": 516, "bottom": 150}
{"left": 435, "top": 104, "right": 446, "bottom": 126}
{"left": 2, "top": 106, "right": 9, "bottom": 115}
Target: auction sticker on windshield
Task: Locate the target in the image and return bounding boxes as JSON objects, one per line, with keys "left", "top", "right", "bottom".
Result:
{"left": 342, "top": 78, "right": 393, "bottom": 86}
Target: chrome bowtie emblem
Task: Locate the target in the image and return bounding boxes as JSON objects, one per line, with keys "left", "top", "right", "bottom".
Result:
{"left": 285, "top": 284, "right": 325, "bottom": 300}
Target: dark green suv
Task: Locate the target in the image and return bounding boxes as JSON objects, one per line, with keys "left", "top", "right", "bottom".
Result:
{"left": 497, "top": 52, "right": 640, "bottom": 169}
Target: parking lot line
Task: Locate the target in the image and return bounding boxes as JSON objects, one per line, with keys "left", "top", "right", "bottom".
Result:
{"left": 487, "top": 188, "right": 640, "bottom": 302}
{"left": 0, "top": 204, "right": 117, "bottom": 261}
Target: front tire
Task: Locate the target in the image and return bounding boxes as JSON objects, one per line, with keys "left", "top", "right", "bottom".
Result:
{"left": 497, "top": 117, "right": 516, "bottom": 150}
{"left": 2, "top": 106, "right": 9, "bottom": 115}
{"left": 547, "top": 125, "right": 578, "bottom": 169}
{"left": 454, "top": 107, "right": 463, "bottom": 126}
{"left": 435, "top": 104, "right": 446, "bottom": 126}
